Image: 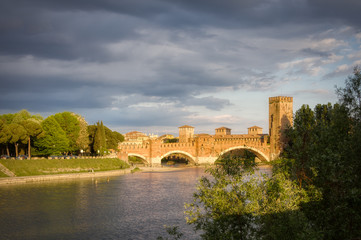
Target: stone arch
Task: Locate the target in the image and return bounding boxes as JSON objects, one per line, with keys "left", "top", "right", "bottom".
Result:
{"left": 128, "top": 153, "right": 149, "bottom": 164}
{"left": 218, "top": 146, "right": 270, "bottom": 162}
{"left": 159, "top": 150, "right": 197, "bottom": 164}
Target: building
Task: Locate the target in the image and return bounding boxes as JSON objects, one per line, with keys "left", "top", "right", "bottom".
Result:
{"left": 215, "top": 127, "right": 232, "bottom": 136}
{"left": 248, "top": 126, "right": 263, "bottom": 135}
{"left": 179, "top": 125, "right": 194, "bottom": 143}
{"left": 123, "top": 131, "right": 149, "bottom": 144}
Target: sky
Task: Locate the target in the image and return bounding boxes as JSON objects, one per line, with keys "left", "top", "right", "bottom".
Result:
{"left": 1, "top": 0, "right": 361, "bottom": 136}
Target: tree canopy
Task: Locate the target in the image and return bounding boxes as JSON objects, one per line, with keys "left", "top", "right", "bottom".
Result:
{"left": 34, "top": 116, "right": 69, "bottom": 156}
{"left": 0, "top": 110, "right": 124, "bottom": 157}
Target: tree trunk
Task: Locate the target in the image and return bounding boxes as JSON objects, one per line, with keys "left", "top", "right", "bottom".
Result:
{"left": 15, "top": 143, "right": 18, "bottom": 157}
{"left": 28, "top": 137, "right": 31, "bottom": 159}
{"left": 6, "top": 144, "right": 10, "bottom": 156}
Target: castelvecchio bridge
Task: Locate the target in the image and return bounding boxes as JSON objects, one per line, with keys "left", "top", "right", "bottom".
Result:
{"left": 117, "top": 96, "right": 293, "bottom": 166}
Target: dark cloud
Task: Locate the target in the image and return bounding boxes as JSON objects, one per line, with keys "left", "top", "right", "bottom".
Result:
{"left": 0, "top": 0, "right": 360, "bottom": 131}
{"left": 300, "top": 48, "right": 332, "bottom": 58}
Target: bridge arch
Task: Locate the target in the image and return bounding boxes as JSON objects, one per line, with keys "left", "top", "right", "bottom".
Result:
{"left": 128, "top": 153, "right": 149, "bottom": 164}
{"left": 159, "top": 150, "right": 197, "bottom": 164}
{"left": 219, "top": 146, "right": 270, "bottom": 162}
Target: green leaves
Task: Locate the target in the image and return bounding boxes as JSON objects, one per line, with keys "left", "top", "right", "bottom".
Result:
{"left": 34, "top": 116, "right": 69, "bottom": 155}
{"left": 8, "top": 123, "right": 27, "bottom": 145}
{"left": 54, "top": 112, "right": 81, "bottom": 152}
{"left": 93, "top": 121, "right": 107, "bottom": 155}
{"left": 184, "top": 153, "right": 312, "bottom": 240}
{"left": 336, "top": 66, "right": 361, "bottom": 122}
{"left": 281, "top": 70, "right": 361, "bottom": 239}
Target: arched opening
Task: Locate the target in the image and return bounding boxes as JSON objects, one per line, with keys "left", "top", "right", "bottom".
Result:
{"left": 128, "top": 154, "right": 148, "bottom": 166}
{"left": 217, "top": 146, "right": 269, "bottom": 164}
{"left": 160, "top": 151, "right": 196, "bottom": 167}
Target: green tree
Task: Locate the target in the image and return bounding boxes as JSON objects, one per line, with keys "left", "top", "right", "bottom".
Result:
{"left": 0, "top": 120, "right": 12, "bottom": 155}
{"left": 93, "top": 121, "right": 107, "bottom": 155}
{"left": 0, "top": 113, "right": 15, "bottom": 124}
{"left": 21, "top": 119, "right": 43, "bottom": 158}
{"left": 184, "top": 154, "right": 313, "bottom": 240}
{"left": 34, "top": 116, "right": 69, "bottom": 156}
{"left": 12, "top": 109, "right": 31, "bottom": 123}
{"left": 87, "top": 124, "right": 97, "bottom": 153}
{"left": 54, "top": 112, "right": 80, "bottom": 153}
{"left": 8, "top": 123, "right": 27, "bottom": 157}
{"left": 104, "top": 126, "right": 124, "bottom": 150}
{"left": 283, "top": 75, "right": 361, "bottom": 239}
{"left": 100, "top": 121, "right": 106, "bottom": 150}
{"left": 75, "top": 114, "right": 90, "bottom": 154}
{"left": 336, "top": 66, "right": 361, "bottom": 121}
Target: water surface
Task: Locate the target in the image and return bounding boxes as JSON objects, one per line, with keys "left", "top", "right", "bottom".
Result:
{"left": 0, "top": 167, "right": 205, "bottom": 240}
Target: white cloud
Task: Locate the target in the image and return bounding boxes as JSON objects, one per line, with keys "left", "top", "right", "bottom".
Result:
{"left": 348, "top": 50, "right": 361, "bottom": 60}
{"left": 321, "top": 54, "right": 343, "bottom": 64}
{"left": 278, "top": 57, "right": 323, "bottom": 76}
{"left": 335, "top": 64, "right": 350, "bottom": 73}
{"left": 356, "top": 33, "right": 361, "bottom": 40}
{"left": 310, "top": 38, "right": 347, "bottom": 51}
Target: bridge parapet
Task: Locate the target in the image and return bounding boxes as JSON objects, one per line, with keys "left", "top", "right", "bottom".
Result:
{"left": 118, "top": 133, "right": 271, "bottom": 165}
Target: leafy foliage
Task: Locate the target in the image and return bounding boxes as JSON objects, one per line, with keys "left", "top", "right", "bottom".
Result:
{"left": 157, "top": 226, "right": 184, "bottom": 240}
{"left": 0, "top": 109, "right": 123, "bottom": 156}
{"left": 105, "top": 126, "right": 124, "bottom": 149}
{"left": 336, "top": 66, "right": 361, "bottom": 121}
{"left": 21, "top": 119, "right": 43, "bottom": 158}
{"left": 184, "top": 153, "right": 314, "bottom": 240}
{"left": 0, "top": 120, "right": 12, "bottom": 155}
{"left": 54, "top": 112, "right": 81, "bottom": 153}
{"left": 281, "top": 67, "right": 361, "bottom": 239}
{"left": 8, "top": 123, "right": 27, "bottom": 157}
{"left": 75, "top": 114, "right": 90, "bottom": 153}
{"left": 34, "top": 116, "right": 69, "bottom": 156}
{"left": 93, "top": 121, "right": 107, "bottom": 155}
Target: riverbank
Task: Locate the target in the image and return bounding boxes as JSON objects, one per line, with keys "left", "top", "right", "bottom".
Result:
{"left": 0, "top": 163, "right": 271, "bottom": 185}
{"left": 0, "top": 166, "right": 197, "bottom": 185}
{"left": 0, "top": 158, "right": 129, "bottom": 177}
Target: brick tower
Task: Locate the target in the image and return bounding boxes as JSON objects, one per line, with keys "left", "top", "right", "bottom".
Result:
{"left": 179, "top": 125, "right": 194, "bottom": 143}
{"left": 269, "top": 96, "right": 293, "bottom": 160}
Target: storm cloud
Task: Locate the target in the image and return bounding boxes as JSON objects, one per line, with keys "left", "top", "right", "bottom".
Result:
{"left": 1, "top": 0, "right": 360, "bottom": 134}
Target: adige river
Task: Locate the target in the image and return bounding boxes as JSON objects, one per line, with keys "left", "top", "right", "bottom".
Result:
{"left": 0, "top": 167, "right": 206, "bottom": 240}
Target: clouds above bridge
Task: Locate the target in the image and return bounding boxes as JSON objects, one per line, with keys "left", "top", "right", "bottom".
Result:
{"left": 1, "top": 0, "right": 361, "bottom": 134}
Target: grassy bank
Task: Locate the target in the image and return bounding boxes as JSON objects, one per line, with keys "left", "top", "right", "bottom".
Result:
{"left": 0, "top": 158, "right": 129, "bottom": 177}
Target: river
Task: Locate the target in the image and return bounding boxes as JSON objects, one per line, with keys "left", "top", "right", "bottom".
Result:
{"left": 0, "top": 167, "right": 206, "bottom": 240}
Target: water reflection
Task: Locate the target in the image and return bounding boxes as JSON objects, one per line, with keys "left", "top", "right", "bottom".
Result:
{"left": 0, "top": 166, "right": 271, "bottom": 240}
{"left": 0, "top": 168, "right": 205, "bottom": 240}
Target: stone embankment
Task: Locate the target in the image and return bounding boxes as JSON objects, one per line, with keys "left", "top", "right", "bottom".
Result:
{"left": 0, "top": 169, "right": 132, "bottom": 185}
{"left": 0, "top": 166, "right": 188, "bottom": 185}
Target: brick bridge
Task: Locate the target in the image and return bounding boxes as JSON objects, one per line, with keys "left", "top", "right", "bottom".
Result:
{"left": 118, "top": 96, "right": 293, "bottom": 166}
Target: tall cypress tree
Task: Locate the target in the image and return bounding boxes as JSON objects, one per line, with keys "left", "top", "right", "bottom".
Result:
{"left": 93, "top": 122, "right": 101, "bottom": 154}
{"left": 93, "top": 121, "right": 107, "bottom": 155}
{"left": 100, "top": 121, "right": 107, "bottom": 152}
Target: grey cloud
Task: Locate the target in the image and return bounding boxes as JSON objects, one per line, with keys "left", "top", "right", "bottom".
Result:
{"left": 179, "top": 96, "right": 231, "bottom": 111}
{"left": 301, "top": 48, "right": 332, "bottom": 58}
{"left": 85, "top": 105, "right": 192, "bottom": 129}
{"left": 1, "top": 0, "right": 360, "bottom": 63}
{"left": 0, "top": 0, "right": 360, "bottom": 130}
